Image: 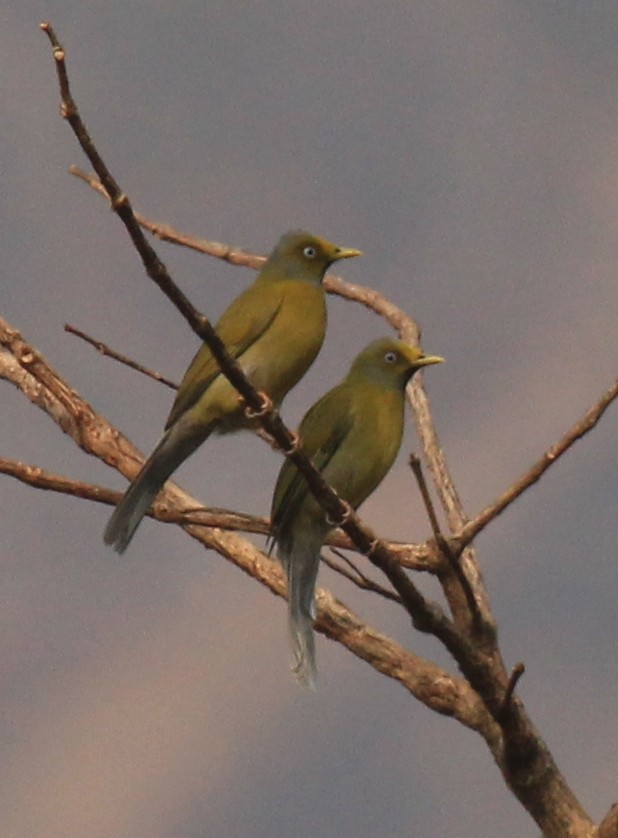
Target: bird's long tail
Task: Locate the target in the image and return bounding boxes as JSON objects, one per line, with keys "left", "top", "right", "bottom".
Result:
{"left": 278, "top": 525, "right": 326, "bottom": 689}
{"left": 104, "top": 420, "right": 211, "bottom": 554}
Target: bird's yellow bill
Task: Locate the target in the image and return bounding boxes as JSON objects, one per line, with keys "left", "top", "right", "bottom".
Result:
{"left": 333, "top": 246, "right": 362, "bottom": 260}
{"left": 416, "top": 354, "right": 445, "bottom": 367}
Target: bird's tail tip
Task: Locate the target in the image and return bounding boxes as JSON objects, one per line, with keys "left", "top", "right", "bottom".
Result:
{"left": 289, "top": 616, "right": 318, "bottom": 690}
{"left": 102, "top": 518, "right": 130, "bottom": 554}
{"left": 292, "top": 655, "right": 317, "bottom": 691}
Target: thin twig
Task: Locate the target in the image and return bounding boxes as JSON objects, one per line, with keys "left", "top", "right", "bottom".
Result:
{"left": 70, "top": 166, "right": 265, "bottom": 268}
{"left": 452, "top": 379, "right": 618, "bottom": 552}
{"left": 0, "top": 457, "right": 267, "bottom": 533}
{"left": 0, "top": 449, "right": 435, "bottom": 567}
{"left": 69, "top": 165, "right": 425, "bottom": 334}
{"left": 498, "top": 662, "right": 525, "bottom": 722}
{"left": 410, "top": 453, "right": 484, "bottom": 633}
{"left": 409, "top": 452, "right": 442, "bottom": 539}
{"left": 324, "top": 547, "right": 402, "bottom": 603}
{"left": 65, "top": 321, "right": 287, "bottom": 444}
{"left": 40, "top": 23, "right": 274, "bottom": 427}
{"left": 65, "top": 323, "right": 179, "bottom": 389}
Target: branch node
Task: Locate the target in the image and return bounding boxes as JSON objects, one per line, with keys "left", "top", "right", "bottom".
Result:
{"left": 111, "top": 192, "right": 129, "bottom": 210}
{"left": 498, "top": 662, "right": 526, "bottom": 722}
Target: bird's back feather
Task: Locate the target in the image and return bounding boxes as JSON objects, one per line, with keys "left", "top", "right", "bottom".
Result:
{"left": 165, "top": 282, "right": 284, "bottom": 429}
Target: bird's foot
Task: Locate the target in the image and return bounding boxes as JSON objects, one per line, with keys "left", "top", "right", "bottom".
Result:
{"left": 326, "top": 500, "right": 353, "bottom": 528}
{"left": 242, "top": 391, "right": 273, "bottom": 419}
{"left": 281, "top": 430, "right": 300, "bottom": 455}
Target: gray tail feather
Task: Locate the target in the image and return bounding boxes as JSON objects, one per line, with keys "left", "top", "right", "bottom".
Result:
{"left": 289, "top": 609, "right": 317, "bottom": 690}
{"left": 104, "top": 422, "right": 209, "bottom": 554}
{"left": 279, "top": 534, "right": 323, "bottom": 690}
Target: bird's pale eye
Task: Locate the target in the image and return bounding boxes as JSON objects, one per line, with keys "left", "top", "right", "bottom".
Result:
{"left": 303, "top": 246, "right": 317, "bottom": 259}
{"left": 384, "top": 351, "right": 398, "bottom": 364}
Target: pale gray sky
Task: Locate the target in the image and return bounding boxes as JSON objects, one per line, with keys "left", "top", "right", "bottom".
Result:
{"left": 2, "top": 3, "right": 617, "bottom": 836}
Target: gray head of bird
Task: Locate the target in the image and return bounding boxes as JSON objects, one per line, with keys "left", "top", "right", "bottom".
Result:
{"left": 265, "top": 230, "right": 362, "bottom": 283}
{"left": 348, "top": 337, "right": 444, "bottom": 389}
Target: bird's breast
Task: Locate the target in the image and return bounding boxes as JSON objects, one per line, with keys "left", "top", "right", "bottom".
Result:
{"left": 211, "top": 282, "right": 326, "bottom": 436}
{"left": 241, "top": 282, "right": 327, "bottom": 404}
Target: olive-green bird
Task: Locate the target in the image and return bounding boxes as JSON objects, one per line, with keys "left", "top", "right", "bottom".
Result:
{"left": 104, "top": 230, "right": 361, "bottom": 554}
{"left": 270, "top": 337, "right": 444, "bottom": 688}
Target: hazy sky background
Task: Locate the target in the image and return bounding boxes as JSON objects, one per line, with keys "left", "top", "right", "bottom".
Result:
{"left": 2, "top": 3, "right": 617, "bottom": 836}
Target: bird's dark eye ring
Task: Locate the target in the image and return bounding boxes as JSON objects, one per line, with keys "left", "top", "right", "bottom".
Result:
{"left": 384, "top": 351, "right": 397, "bottom": 363}
{"left": 303, "top": 246, "right": 317, "bottom": 259}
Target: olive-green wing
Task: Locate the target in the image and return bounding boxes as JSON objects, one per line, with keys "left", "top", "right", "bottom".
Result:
{"left": 270, "top": 385, "right": 354, "bottom": 542}
{"left": 165, "top": 280, "right": 283, "bottom": 429}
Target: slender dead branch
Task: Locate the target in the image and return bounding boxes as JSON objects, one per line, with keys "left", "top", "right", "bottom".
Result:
{"left": 41, "top": 23, "right": 280, "bottom": 430}
{"left": 323, "top": 548, "right": 403, "bottom": 603}
{"left": 409, "top": 452, "right": 442, "bottom": 539}
{"left": 0, "top": 459, "right": 119, "bottom": 507}
{"left": 0, "top": 443, "right": 435, "bottom": 570}
{"left": 70, "top": 166, "right": 266, "bottom": 268}
{"left": 69, "top": 165, "right": 422, "bottom": 332}
{"left": 65, "top": 322, "right": 301, "bottom": 454}
{"left": 498, "top": 662, "right": 526, "bottom": 722}
{"left": 410, "top": 453, "right": 485, "bottom": 635}
{"left": 65, "top": 322, "right": 179, "bottom": 389}
{"left": 452, "top": 379, "right": 618, "bottom": 552}
{"left": 0, "top": 457, "right": 266, "bottom": 533}
{"left": 0, "top": 456, "right": 435, "bottom": 582}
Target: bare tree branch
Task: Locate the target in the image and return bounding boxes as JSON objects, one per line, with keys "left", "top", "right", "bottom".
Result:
{"left": 0, "top": 456, "right": 435, "bottom": 583}
{"left": 452, "top": 378, "right": 618, "bottom": 551}
{"left": 70, "top": 166, "right": 266, "bottom": 268}
{"left": 409, "top": 452, "right": 443, "bottom": 540}
{"left": 322, "top": 548, "right": 403, "bottom": 603}
{"left": 409, "top": 452, "right": 483, "bottom": 631}
{"left": 64, "top": 322, "right": 179, "bottom": 389}
{"left": 32, "top": 21, "right": 611, "bottom": 835}
{"left": 0, "top": 457, "right": 266, "bottom": 533}
{"left": 598, "top": 803, "right": 618, "bottom": 838}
